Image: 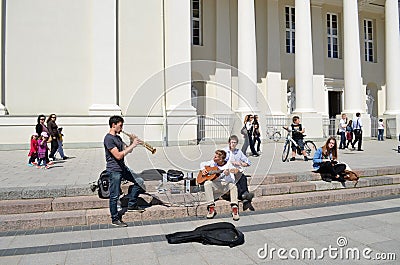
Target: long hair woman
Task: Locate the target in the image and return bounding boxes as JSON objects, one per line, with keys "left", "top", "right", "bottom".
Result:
{"left": 312, "top": 136, "right": 346, "bottom": 184}
{"left": 240, "top": 115, "right": 258, "bottom": 157}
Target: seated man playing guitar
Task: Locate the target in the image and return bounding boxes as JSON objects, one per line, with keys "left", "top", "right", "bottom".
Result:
{"left": 199, "top": 150, "right": 240, "bottom": 221}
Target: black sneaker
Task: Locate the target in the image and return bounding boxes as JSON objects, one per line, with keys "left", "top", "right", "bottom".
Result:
{"left": 304, "top": 156, "right": 309, "bottom": 161}
{"left": 243, "top": 201, "right": 255, "bottom": 211}
{"left": 241, "top": 191, "right": 254, "bottom": 202}
{"left": 127, "top": 205, "right": 145, "bottom": 212}
{"left": 290, "top": 157, "right": 296, "bottom": 161}
{"left": 111, "top": 220, "right": 128, "bottom": 227}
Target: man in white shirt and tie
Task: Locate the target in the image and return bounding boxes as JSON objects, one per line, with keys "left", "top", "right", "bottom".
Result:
{"left": 352, "top": 112, "right": 363, "bottom": 151}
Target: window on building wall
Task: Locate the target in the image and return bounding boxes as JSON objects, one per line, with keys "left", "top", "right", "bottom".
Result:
{"left": 327, "top": 13, "right": 339, "bottom": 59}
{"left": 364, "top": 19, "right": 374, "bottom": 62}
{"left": 285, "top": 6, "right": 295, "bottom": 53}
{"left": 191, "top": 0, "right": 202, "bottom": 46}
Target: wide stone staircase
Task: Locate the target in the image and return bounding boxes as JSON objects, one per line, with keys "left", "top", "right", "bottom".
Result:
{"left": 1, "top": 166, "right": 400, "bottom": 232}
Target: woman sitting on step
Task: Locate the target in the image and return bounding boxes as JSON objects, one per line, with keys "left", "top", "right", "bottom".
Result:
{"left": 312, "top": 136, "right": 347, "bottom": 185}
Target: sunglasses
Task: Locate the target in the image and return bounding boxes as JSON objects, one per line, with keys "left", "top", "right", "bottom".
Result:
{"left": 40, "top": 118, "right": 45, "bottom": 121}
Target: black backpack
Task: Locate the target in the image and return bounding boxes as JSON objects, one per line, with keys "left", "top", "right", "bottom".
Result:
{"left": 166, "top": 222, "right": 245, "bottom": 248}
{"left": 90, "top": 170, "right": 123, "bottom": 199}
{"left": 97, "top": 170, "right": 111, "bottom": 199}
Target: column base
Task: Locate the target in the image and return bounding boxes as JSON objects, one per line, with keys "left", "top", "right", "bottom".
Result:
{"left": 382, "top": 114, "right": 400, "bottom": 138}
{"left": 296, "top": 112, "right": 323, "bottom": 139}
{"left": 88, "top": 104, "right": 121, "bottom": 116}
{"left": 0, "top": 104, "right": 7, "bottom": 115}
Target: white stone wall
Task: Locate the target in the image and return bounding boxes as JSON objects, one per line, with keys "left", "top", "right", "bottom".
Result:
{"left": 0, "top": 0, "right": 399, "bottom": 148}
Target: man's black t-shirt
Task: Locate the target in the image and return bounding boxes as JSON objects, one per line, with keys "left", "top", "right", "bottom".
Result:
{"left": 104, "top": 133, "right": 125, "bottom": 172}
{"left": 291, "top": 123, "right": 304, "bottom": 140}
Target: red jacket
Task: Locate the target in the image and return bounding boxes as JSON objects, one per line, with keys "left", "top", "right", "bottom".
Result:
{"left": 28, "top": 138, "right": 38, "bottom": 156}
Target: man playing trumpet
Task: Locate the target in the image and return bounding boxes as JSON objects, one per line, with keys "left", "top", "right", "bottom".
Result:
{"left": 104, "top": 115, "right": 146, "bottom": 227}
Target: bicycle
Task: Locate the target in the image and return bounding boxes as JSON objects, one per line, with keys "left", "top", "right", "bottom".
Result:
{"left": 281, "top": 127, "right": 317, "bottom": 162}
{"left": 266, "top": 126, "right": 281, "bottom": 142}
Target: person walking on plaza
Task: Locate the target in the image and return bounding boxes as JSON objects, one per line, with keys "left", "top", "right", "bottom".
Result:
{"left": 37, "top": 132, "right": 51, "bottom": 169}
{"left": 338, "top": 113, "right": 347, "bottom": 149}
{"left": 27, "top": 133, "right": 38, "bottom": 166}
{"left": 224, "top": 135, "right": 255, "bottom": 211}
{"left": 241, "top": 114, "right": 259, "bottom": 157}
{"left": 200, "top": 150, "right": 240, "bottom": 221}
{"left": 35, "top": 115, "right": 52, "bottom": 165}
{"left": 104, "top": 115, "right": 146, "bottom": 227}
{"left": 252, "top": 115, "right": 261, "bottom": 154}
{"left": 346, "top": 120, "right": 353, "bottom": 148}
{"left": 377, "top": 119, "right": 384, "bottom": 141}
{"left": 46, "top": 114, "right": 59, "bottom": 160}
{"left": 352, "top": 112, "right": 363, "bottom": 151}
{"left": 55, "top": 127, "right": 69, "bottom": 160}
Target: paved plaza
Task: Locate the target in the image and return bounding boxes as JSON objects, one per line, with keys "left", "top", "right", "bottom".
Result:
{"left": 0, "top": 139, "right": 399, "bottom": 264}
{"left": 1, "top": 139, "right": 399, "bottom": 189}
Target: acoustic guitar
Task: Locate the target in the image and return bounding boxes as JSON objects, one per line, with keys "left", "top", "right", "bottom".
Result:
{"left": 196, "top": 166, "right": 222, "bottom": 185}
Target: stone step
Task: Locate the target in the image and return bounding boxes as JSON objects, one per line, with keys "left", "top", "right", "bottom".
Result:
{"left": 1, "top": 166, "right": 399, "bottom": 200}
{"left": 251, "top": 166, "right": 400, "bottom": 186}
{"left": 1, "top": 175, "right": 399, "bottom": 215}
{"left": 1, "top": 184, "right": 399, "bottom": 232}
{"left": 250, "top": 175, "right": 400, "bottom": 197}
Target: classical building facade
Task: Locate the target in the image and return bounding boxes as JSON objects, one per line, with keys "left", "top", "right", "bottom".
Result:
{"left": 0, "top": 0, "right": 399, "bottom": 149}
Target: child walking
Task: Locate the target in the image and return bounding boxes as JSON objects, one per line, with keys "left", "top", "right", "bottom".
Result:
{"left": 377, "top": 119, "right": 384, "bottom": 141}
{"left": 27, "top": 133, "right": 38, "bottom": 166}
{"left": 346, "top": 120, "right": 353, "bottom": 148}
{"left": 37, "top": 132, "right": 51, "bottom": 169}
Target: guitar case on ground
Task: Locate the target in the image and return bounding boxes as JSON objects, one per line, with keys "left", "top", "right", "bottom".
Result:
{"left": 165, "top": 222, "right": 245, "bottom": 248}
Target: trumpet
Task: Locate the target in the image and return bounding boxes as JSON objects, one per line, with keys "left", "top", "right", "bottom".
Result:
{"left": 121, "top": 131, "right": 157, "bottom": 154}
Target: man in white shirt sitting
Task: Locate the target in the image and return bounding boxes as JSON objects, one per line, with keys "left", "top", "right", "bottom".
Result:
{"left": 224, "top": 135, "right": 255, "bottom": 211}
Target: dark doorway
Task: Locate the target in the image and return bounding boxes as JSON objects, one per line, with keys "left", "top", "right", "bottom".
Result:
{"left": 328, "top": 91, "right": 341, "bottom": 118}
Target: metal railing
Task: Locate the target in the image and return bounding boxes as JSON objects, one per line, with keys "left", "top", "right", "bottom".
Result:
{"left": 265, "top": 116, "right": 290, "bottom": 140}
{"left": 197, "top": 114, "right": 234, "bottom": 142}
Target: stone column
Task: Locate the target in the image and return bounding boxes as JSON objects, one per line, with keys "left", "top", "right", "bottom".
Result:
{"left": 89, "top": 0, "right": 121, "bottom": 115}
{"left": 163, "top": 0, "right": 196, "bottom": 144}
{"left": 237, "top": 0, "right": 257, "bottom": 113}
{"left": 294, "top": 0, "right": 323, "bottom": 138}
{"left": 266, "top": 0, "right": 284, "bottom": 116}
{"left": 215, "top": 0, "right": 232, "bottom": 114}
{"left": 343, "top": 0, "right": 363, "bottom": 113}
{"left": 384, "top": 0, "right": 400, "bottom": 115}
{"left": 294, "top": 0, "right": 314, "bottom": 113}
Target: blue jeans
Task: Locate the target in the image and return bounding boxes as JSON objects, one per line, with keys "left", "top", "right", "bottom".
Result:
{"left": 56, "top": 139, "right": 65, "bottom": 158}
{"left": 339, "top": 131, "right": 346, "bottom": 149}
{"left": 108, "top": 167, "right": 145, "bottom": 222}
{"left": 378, "top": 129, "right": 384, "bottom": 141}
